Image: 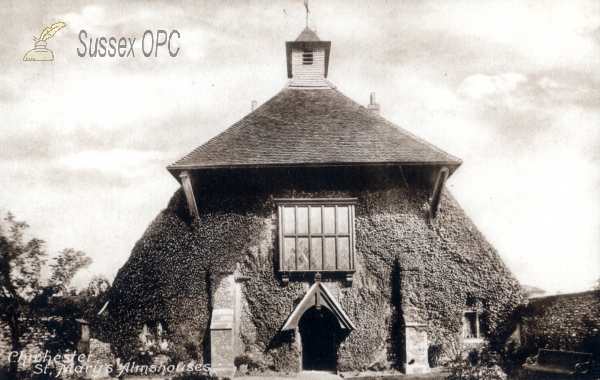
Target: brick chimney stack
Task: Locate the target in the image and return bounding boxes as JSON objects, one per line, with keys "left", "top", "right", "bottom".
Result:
{"left": 368, "top": 92, "right": 380, "bottom": 116}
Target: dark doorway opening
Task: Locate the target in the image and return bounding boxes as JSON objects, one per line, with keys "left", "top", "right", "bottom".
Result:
{"left": 299, "top": 306, "right": 339, "bottom": 371}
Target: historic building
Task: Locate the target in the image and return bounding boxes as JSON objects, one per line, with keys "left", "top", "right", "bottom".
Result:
{"left": 108, "top": 26, "right": 522, "bottom": 377}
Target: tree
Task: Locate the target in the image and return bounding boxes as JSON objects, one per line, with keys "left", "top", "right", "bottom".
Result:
{"left": 76, "top": 275, "right": 113, "bottom": 341}
{"left": 80, "top": 274, "right": 111, "bottom": 298}
{"left": 49, "top": 248, "right": 92, "bottom": 293}
{"left": 0, "top": 213, "right": 47, "bottom": 377}
{"left": 0, "top": 212, "right": 92, "bottom": 378}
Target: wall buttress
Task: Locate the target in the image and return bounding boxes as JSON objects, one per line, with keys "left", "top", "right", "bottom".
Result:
{"left": 400, "top": 268, "right": 429, "bottom": 374}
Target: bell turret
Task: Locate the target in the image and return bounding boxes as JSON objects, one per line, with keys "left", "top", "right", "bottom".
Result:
{"left": 285, "top": 27, "right": 331, "bottom": 88}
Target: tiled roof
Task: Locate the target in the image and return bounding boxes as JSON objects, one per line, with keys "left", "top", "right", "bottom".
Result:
{"left": 168, "top": 87, "right": 462, "bottom": 171}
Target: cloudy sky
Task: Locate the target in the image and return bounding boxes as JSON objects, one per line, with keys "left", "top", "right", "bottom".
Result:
{"left": 1, "top": 0, "right": 598, "bottom": 294}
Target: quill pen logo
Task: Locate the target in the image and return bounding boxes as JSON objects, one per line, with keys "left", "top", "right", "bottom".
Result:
{"left": 24, "top": 22, "right": 66, "bottom": 61}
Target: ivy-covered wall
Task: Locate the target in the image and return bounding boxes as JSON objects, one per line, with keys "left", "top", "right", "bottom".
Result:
{"left": 108, "top": 166, "right": 523, "bottom": 371}
{"left": 518, "top": 291, "right": 600, "bottom": 359}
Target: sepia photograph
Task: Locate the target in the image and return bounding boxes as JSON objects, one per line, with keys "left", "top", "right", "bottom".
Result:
{"left": 1, "top": 1, "right": 599, "bottom": 379}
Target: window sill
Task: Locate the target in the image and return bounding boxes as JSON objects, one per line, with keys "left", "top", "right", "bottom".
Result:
{"left": 462, "top": 338, "right": 484, "bottom": 344}
{"left": 280, "top": 270, "right": 356, "bottom": 273}
{"left": 280, "top": 270, "right": 355, "bottom": 284}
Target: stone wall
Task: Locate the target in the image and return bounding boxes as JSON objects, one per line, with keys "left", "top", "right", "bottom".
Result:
{"left": 0, "top": 319, "right": 52, "bottom": 363}
{"left": 108, "top": 166, "right": 523, "bottom": 371}
{"left": 0, "top": 320, "right": 112, "bottom": 371}
{"left": 518, "top": 290, "right": 600, "bottom": 359}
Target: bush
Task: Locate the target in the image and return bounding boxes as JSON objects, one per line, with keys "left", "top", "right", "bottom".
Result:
{"left": 429, "top": 344, "right": 445, "bottom": 367}
{"left": 234, "top": 354, "right": 267, "bottom": 371}
{"left": 501, "top": 340, "right": 532, "bottom": 377}
{"left": 446, "top": 342, "right": 507, "bottom": 380}
{"left": 447, "top": 363, "right": 506, "bottom": 380}
{"left": 234, "top": 354, "right": 253, "bottom": 367}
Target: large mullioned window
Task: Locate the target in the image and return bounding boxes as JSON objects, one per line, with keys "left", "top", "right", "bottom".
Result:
{"left": 275, "top": 199, "right": 356, "bottom": 274}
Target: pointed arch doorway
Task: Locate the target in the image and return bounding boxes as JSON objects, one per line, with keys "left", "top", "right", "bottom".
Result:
{"left": 299, "top": 306, "right": 339, "bottom": 371}
{"left": 281, "top": 280, "right": 356, "bottom": 372}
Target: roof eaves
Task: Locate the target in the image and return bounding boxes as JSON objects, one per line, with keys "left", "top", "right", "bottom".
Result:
{"left": 167, "top": 161, "right": 462, "bottom": 171}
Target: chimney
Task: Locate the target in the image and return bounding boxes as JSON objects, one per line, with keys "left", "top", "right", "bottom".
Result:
{"left": 367, "top": 92, "right": 380, "bottom": 116}
{"left": 251, "top": 100, "right": 257, "bottom": 111}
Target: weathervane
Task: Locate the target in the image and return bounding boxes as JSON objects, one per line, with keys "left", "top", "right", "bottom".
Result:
{"left": 304, "top": 0, "right": 310, "bottom": 28}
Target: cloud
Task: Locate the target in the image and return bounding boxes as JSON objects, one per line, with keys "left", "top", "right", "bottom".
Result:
{"left": 58, "top": 149, "right": 168, "bottom": 176}
{"left": 458, "top": 73, "right": 528, "bottom": 100}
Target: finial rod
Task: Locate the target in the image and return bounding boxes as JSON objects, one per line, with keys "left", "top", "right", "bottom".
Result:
{"left": 304, "top": 0, "right": 310, "bottom": 28}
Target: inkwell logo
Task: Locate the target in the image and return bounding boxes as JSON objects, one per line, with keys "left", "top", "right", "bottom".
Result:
{"left": 23, "top": 22, "right": 66, "bottom": 61}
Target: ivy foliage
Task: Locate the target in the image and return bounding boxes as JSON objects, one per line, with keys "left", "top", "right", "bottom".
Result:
{"left": 108, "top": 167, "right": 522, "bottom": 371}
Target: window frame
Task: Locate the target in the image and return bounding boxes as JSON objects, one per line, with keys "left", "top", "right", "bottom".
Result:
{"left": 462, "top": 311, "right": 483, "bottom": 343}
{"left": 275, "top": 198, "right": 357, "bottom": 274}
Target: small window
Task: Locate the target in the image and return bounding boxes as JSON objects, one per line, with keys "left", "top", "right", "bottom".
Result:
{"left": 462, "top": 311, "right": 480, "bottom": 340}
{"left": 302, "top": 50, "right": 313, "bottom": 65}
{"left": 276, "top": 199, "right": 356, "bottom": 273}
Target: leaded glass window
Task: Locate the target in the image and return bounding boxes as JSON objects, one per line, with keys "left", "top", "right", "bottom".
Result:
{"left": 276, "top": 199, "right": 356, "bottom": 273}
